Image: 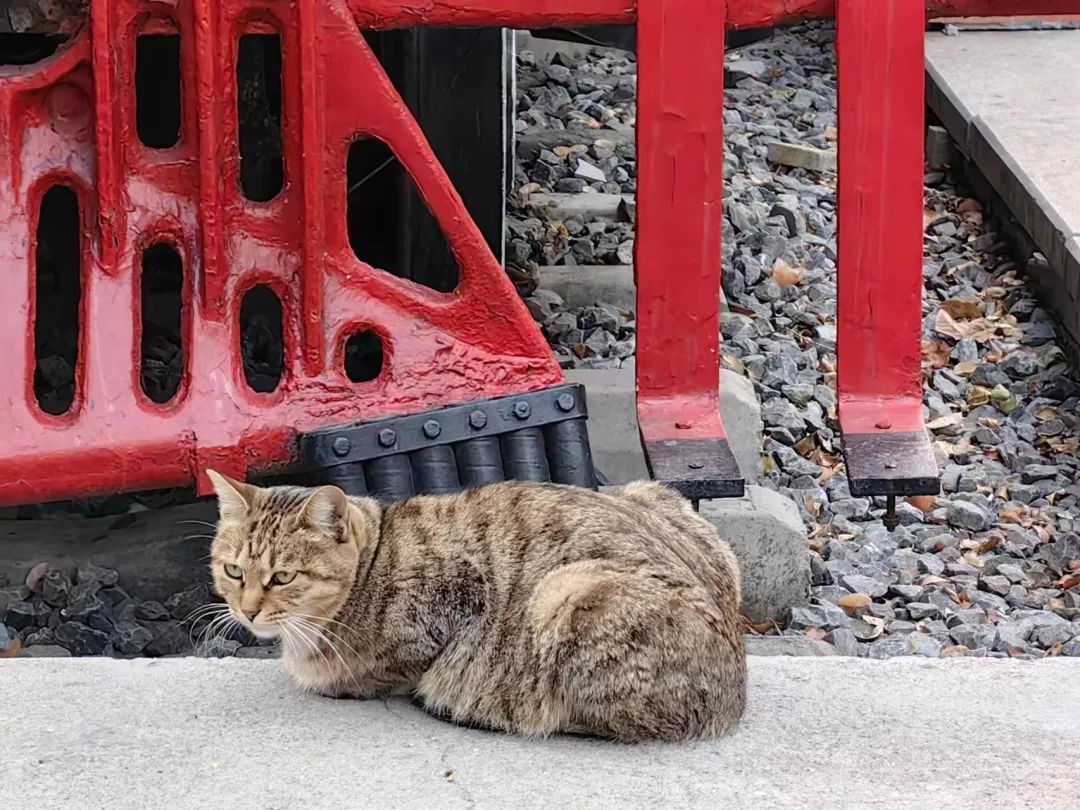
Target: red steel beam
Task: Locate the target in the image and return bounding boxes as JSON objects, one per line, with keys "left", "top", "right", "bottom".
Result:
{"left": 345, "top": 0, "right": 1080, "bottom": 30}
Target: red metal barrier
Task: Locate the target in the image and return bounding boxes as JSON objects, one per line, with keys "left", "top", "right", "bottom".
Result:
{"left": 1, "top": 0, "right": 1071, "bottom": 506}
{"left": 0, "top": 0, "right": 561, "bottom": 505}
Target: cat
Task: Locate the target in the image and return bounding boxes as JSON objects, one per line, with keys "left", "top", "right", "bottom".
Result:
{"left": 206, "top": 470, "right": 747, "bottom": 742}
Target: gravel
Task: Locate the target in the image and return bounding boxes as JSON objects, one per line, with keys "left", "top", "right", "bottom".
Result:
{"left": 1, "top": 561, "right": 266, "bottom": 659}
{"left": 516, "top": 24, "right": 1079, "bottom": 659}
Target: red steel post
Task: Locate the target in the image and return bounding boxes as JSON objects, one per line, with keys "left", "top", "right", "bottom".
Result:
{"left": 635, "top": 0, "right": 742, "bottom": 498}
{"left": 836, "top": 0, "right": 938, "bottom": 496}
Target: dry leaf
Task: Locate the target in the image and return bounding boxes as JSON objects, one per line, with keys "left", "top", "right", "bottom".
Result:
{"left": 941, "top": 644, "right": 971, "bottom": 657}
{"left": 741, "top": 616, "right": 778, "bottom": 635}
{"left": 909, "top": 495, "right": 936, "bottom": 514}
{"left": 0, "top": 638, "right": 20, "bottom": 659}
{"left": 804, "top": 627, "right": 827, "bottom": 641}
{"left": 941, "top": 298, "right": 984, "bottom": 320}
{"left": 927, "top": 413, "right": 962, "bottom": 431}
{"left": 978, "top": 536, "right": 1002, "bottom": 553}
{"left": 1058, "top": 574, "right": 1080, "bottom": 591}
{"left": 773, "top": 258, "right": 803, "bottom": 288}
{"left": 838, "top": 593, "right": 872, "bottom": 614}
{"left": 952, "top": 361, "right": 979, "bottom": 376}
{"left": 921, "top": 339, "right": 952, "bottom": 369}
{"left": 957, "top": 198, "right": 982, "bottom": 213}
{"left": 934, "top": 309, "right": 966, "bottom": 340}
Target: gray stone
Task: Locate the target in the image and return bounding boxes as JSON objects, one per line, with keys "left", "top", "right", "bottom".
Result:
{"left": 17, "top": 644, "right": 72, "bottom": 658}
{"left": 145, "top": 623, "right": 190, "bottom": 658}
{"left": 55, "top": 622, "right": 110, "bottom": 656}
{"left": 946, "top": 501, "right": 994, "bottom": 532}
{"left": 1036, "top": 624, "right": 1075, "bottom": 648}
{"left": 905, "top": 634, "right": 942, "bottom": 658}
{"left": 235, "top": 645, "right": 281, "bottom": 659}
{"left": 825, "top": 628, "right": 861, "bottom": 657}
{"left": 701, "top": 487, "right": 810, "bottom": 623}
{"left": 110, "top": 620, "right": 154, "bottom": 656}
{"left": 197, "top": 638, "right": 243, "bottom": 659}
{"left": 789, "top": 602, "right": 849, "bottom": 631}
{"left": 950, "top": 624, "right": 998, "bottom": 650}
{"left": 906, "top": 603, "right": 941, "bottom": 621}
{"left": 839, "top": 574, "right": 888, "bottom": 598}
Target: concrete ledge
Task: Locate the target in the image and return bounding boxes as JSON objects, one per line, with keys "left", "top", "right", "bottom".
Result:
{"left": 537, "top": 265, "right": 634, "bottom": 310}
{"left": 926, "top": 29, "right": 1080, "bottom": 348}
{"left": 569, "top": 365, "right": 764, "bottom": 485}
{"left": 523, "top": 192, "right": 632, "bottom": 222}
{"left": 3, "top": 657, "right": 1077, "bottom": 807}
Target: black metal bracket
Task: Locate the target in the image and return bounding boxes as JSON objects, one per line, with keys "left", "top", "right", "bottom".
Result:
{"left": 841, "top": 430, "right": 941, "bottom": 498}
{"left": 299, "top": 384, "right": 596, "bottom": 501}
{"left": 642, "top": 438, "right": 745, "bottom": 501}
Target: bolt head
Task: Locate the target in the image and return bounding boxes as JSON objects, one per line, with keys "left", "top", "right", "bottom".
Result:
{"left": 468, "top": 410, "right": 487, "bottom": 429}
{"left": 331, "top": 436, "right": 352, "bottom": 457}
{"left": 422, "top": 420, "right": 441, "bottom": 439}
{"left": 513, "top": 401, "right": 531, "bottom": 419}
{"left": 875, "top": 420, "right": 892, "bottom": 430}
{"left": 688, "top": 461, "right": 705, "bottom": 470}
{"left": 884, "top": 461, "right": 897, "bottom": 470}
{"left": 555, "top": 393, "right": 575, "bottom": 412}
{"left": 377, "top": 428, "right": 397, "bottom": 448}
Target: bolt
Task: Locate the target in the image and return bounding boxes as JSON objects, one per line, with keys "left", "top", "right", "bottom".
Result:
{"left": 688, "top": 461, "right": 705, "bottom": 470}
{"left": 513, "top": 401, "right": 531, "bottom": 420}
{"left": 468, "top": 410, "right": 487, "bottom": 429}
{"left": 875, "top": 420, "right": 892, "bottom": 430}
{"left": 377, "top": 428, "right": 397, "bottom": 448}
{"left": 331, "top": 436, "right": 352, "bottom": 457}
{"left": 422, "top": 420, "right": 441, "bottom": 439}
{"left": 675, "top": 421, "right": 692, "bottom": 430}
{"left": 884, "top": 461, "right": 897, "bottom": 470}
{"left": 555, "top": 393, "right": 575, "bottom": 412}
{"left": 882, "top": 494, "right": 899, "bottom": 532}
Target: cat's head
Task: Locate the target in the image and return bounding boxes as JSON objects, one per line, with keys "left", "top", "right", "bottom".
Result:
{"left": 205, "top": 471, "right": 379, "bottom": 639}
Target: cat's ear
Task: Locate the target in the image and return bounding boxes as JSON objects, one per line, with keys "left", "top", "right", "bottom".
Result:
{"left": 297, "top": 486, "right": 349, "bottom": 542}
{"left": 206, "top": 469, "right": 255, "bottom": 523}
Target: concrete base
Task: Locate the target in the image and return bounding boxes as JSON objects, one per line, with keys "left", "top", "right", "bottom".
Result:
{"left": 569, "top": 365, "right": 764, "bottom": 484}
{"left": 4, "top": 656, "right": 1076, "bottom": 808}
{"left": 537, "top": 265, "right": 634, "bottom": 310}
{"left": 701, "top": 486, "right": 810, "bottom": 624}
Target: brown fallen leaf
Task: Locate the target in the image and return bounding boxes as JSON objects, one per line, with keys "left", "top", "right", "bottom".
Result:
{"left": 941, "top": 298, "right": 984, "bottom": 320}
{"left": 941, "top": 644, "right": 971, "bottom": 657}
{"left": 909, "top": 495, "right": 936, "bottom": 514}
{"left": 1058, "top": 574, "right": 1080, "bottom": 591}
{"left": 773, "top": 258, "right": 803, "bottom": 288}
{"left": 804, "top": 627, "right": 827, "bottom": 641}
{"left": 957, "top": 198, "right": 982, "bottom": 214}
{"left": 921, "top": 339, "right": 952, "bottom": 369}
{"left": 934, "top": 308, "right": 966, "bottom": 340}
{"left": 837, "top": 593, "right": 872, "bottom": 615}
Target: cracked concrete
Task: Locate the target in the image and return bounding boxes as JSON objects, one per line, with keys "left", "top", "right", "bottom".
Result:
{"left": 3, "top": 656, "right": 1076, "bottom": 808}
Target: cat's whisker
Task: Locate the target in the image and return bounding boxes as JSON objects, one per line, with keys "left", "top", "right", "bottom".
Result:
{"left": 287, "top": 617, "right": 365, "bottom": 695}
{"left": 290, "top": 616, "right": 364, "bottom": 663}
{"left": 196, "top": 612, "right": 233, "bottom": 649}
{"left": 290, "top": 612, "right": 358, "bottom": 637}
{"left": 182, "top": 602, "right": 228, "bottom": 626}
{"left": 177, "top": 519, "right": 219, "bottom": 530}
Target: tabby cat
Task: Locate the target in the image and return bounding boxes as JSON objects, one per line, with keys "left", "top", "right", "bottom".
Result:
{"left": 206, "top": 471, "right": 747, "bottom": 742}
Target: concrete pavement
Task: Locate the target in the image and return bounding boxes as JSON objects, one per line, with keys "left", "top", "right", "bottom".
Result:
{"left": 2, "top": 656, "right": 1077, "bottom": 808}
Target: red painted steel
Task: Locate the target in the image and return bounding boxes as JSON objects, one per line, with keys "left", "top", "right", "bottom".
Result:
{"left": 1, "top": 0, "right": 1066, "bottom": 507}
{"left": 836, "top": 0, "right": 925, "bottom": 438}
{"left": 345, "top": 0, "right": 1080, "bottom": 30}
{"left": 0, "top": 0, "right": 560, "bottom": 506}
{"left": 635, "top": 0, "right": 728, "bottom": 449}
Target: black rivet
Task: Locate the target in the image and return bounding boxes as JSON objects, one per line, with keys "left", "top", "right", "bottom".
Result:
{"left": 688, "top": 461, "right": 704, "bottom": 470}
{"left": 469, "top": 410, "right": 487, "bottom": 429}
{"left": 377, "top": 428, "right": 397, "bottom": 448}
{"left": 513, "top": 401, "right": 531, "bottom": 419}
{"left": 422, "top": 420, "right": 441, "bottom": 439}
{"left": 884, "top": 462, "right": 897, "bottom": 470}
{"left": 555, "top": 393, "right": 575, "bottom": 412}
{"left": 331, "top": 436, "right": 351, "bottom": 457}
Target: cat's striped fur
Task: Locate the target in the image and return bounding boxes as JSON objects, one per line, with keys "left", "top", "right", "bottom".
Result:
{"left": 207, "top": 472, "right": 747, "bottom": 742}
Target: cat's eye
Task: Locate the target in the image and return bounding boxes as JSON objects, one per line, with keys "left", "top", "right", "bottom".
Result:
{"left": 271, "top": 571, "right": 296, "bottom": 586}
{"left": 224, "top": 563, "right": 243, "bottom": 580}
